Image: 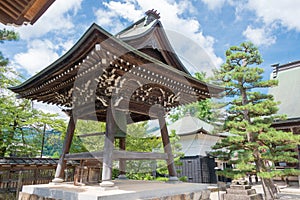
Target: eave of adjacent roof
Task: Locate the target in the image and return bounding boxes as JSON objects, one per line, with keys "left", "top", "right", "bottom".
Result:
{"left": 272, "top": 117, "right": 300, "bottom": 129}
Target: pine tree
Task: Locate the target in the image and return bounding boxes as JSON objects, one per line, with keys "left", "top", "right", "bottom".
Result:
{"left": 212, "top": 42, "right": 300, "bottom": 200}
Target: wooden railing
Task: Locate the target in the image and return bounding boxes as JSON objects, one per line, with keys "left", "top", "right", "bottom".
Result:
{"left": 0, "top": 157, "right": 77, "bottom": 199}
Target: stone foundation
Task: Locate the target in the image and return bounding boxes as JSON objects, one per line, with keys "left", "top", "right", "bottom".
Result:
{"left": 19, "top": 180, "right": 211, "bottom": 200}
{"left": 19, "top": 190, "right": 210, "bottom": 200}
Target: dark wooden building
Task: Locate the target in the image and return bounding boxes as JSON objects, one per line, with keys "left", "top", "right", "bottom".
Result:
{"left": 10, "top": 10, "right": 223, "bottom": 187}
{"left": 0, "top": 0, "right": 55, "bottom": 25}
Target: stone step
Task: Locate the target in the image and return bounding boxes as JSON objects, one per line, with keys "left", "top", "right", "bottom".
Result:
{"left": 226, "top": 188, "right": 257, "bottom": 195}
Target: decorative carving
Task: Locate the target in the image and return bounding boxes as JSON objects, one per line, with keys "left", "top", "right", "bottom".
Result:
{"left": 144, "top": 9, "right": 160, "bottom": 26}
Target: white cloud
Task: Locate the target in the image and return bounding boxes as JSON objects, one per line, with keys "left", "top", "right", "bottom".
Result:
{"left": 16, "top": 0, "right": 83, "bottom": 39}
{"left": 104, "top": 1, "right": 144, "bottom": 22}
{"left": 242, "top": 26, "right": 276, "bottom": 46}
{"left": 201, "top": 0, "right": 226, "bottom": 10}
{"left": 13, "top": 40, "right": 59, "bottom": 75}
{"left": 247, "top": 0, "right": 300, "bottom": 31}
{"left": 95, "top": 0, "right": 223, "bottom": 73}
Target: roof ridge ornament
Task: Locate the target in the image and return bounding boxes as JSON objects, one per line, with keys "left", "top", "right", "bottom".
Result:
{"left": 144, "top": 9, "right": 160, "bottom": 26}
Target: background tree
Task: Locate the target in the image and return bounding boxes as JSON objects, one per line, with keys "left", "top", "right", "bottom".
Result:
{"left": 75, "top": 120, "right": 106, "bottom": 152}
{"left": 0, "top": 29, "right": 18, "bottom": 42}
{"left": 124, "top": 121, "right": 161, "bottom": 180}
{"left": 212, "top": 42, "right": 300, "bottom": 200}
{"left": 0, "top": 29, "right": 73, "bottom": 157}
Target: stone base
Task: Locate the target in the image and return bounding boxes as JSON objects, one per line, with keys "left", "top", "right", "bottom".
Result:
{"left": 99, "top": 180, "right": 115, "bottom": 187}
{"left": 19, "top": 180, "right": 211, "bottom": 200}
{"left": 19, "top": 192, "right": 56, "bottom": 200}
{"left": 51, "top": 178, "right": 64, "bottom": 183}
{"left": 223, "top": 184, "right": 263, "bottom": 200}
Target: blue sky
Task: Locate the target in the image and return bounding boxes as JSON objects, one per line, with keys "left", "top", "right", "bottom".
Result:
{"left": 1, "top": 0, "right": 300, "bottom": 114}
{"left": 2, "top": 0, "right": 300, "bottom": 78}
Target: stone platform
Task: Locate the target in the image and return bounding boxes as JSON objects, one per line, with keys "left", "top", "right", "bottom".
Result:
{"left": 19, "top": 180, "right": 211, "bottom": 200}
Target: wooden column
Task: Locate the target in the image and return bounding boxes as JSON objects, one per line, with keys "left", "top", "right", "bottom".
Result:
{"left": 52, "top": 115, "right": 76, "bottom": 183}
{"left": 118, "top": 137, "right": 127, "bottom": 179}
{"left": 158, "top": 112, "right": 178, "bottom": 181}
{"left": 115, "top": 110, "right": 127, "bottom": 179}
{"left": 100, "top": 102, "right": 116, "bottom": 187}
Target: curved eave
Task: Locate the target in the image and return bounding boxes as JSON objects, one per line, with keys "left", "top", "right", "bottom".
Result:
{"left": 10, "top": 23, "right": 108, "bottom": 92}
{"left": 10, "top": 23, "right": 223, "bottom": 97}
{"left": 117, "top": 20, "right": 191, "bottom": 75}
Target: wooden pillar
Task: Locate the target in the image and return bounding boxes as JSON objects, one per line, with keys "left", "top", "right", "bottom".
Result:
{"left": 100, "top": 102, "right": 116, "bottom": 187}
{"left": 115, "top": 110, "right": 127, "bottom": 179}
{"left": 118, "top": 137, "right": 127, "bottom": 179}
{"left": 158, "top": 113, "right": 178, "bottom": 181}
{"left": 52, "top": 115, "right": 76, "bottom": 183}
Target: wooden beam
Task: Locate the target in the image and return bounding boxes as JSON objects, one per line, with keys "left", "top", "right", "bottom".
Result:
{"left": 77, "top": 132, "right": 105, "bottom": 138}
{"left": 64, "top": 150, "right": 168, "bottom": 160}
{"left": 114, "top": 150, "right": 168, "bottom": 160}
{"left": 53, "top": 115, "right": 76, "bottom": 183}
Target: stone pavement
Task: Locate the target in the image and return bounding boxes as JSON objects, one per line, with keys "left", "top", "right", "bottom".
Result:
{"left": 210, "top": 183, "right": 300, "bottom": 200}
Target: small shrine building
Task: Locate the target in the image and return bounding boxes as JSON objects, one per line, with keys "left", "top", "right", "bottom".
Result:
{"left": 10, "top": 10, "right": 223, "bottom": 187}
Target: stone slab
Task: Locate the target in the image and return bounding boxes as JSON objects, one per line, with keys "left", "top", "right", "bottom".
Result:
{"left": 226, "top": 188, "right": 256, "bottom": 195}
{"left": 223, "top": 193, "right": 263, "bottom": 200}
{"left": 230, "top": 185, "right": 252, "bottom": 190}
{"left": 20, "top": 180, "right": 211, "bottom": 200}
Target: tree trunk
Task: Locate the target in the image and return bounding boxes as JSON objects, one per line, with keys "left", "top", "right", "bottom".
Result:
{"left": 240, "top": 85, "right": 278, "bottom": 199}
{"left": 254, "top": 153, "right": 278, "bottom": 200}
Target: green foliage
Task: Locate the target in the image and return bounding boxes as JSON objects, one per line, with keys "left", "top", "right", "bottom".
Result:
{"left": 108, "top": 122, "right": 185, "bottom": 181}
{"left": 179, "top": 176, "right": 188, "bottom": 182}
{"left": 0, "top": 29, "right": 19, "bottom": 42}
{"left": 75, "top": 120, "right": 106, "bottom": 152}
{"left": 52, "top": 151, "right": 60, "bottom": 158}
{"left": 0, "top": 29, "right": 71, "bottom": 157}
{"left": 212, "top": 42, "right": 300, "bottom": 198}
{"left": 169, "top": 100, "right": 212, "bottom": 122}
{"left": 124, "top": 122, "right": 160, "bottom": 179}
{"left": 155, "top": 177, "right": 168, "bottom": 182}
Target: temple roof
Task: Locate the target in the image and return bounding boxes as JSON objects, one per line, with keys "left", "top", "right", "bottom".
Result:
{"left": 0, "top": 0, "right": 55, "bottom": 25}
{"left": 150, "top": 115, "right": 214, "bottom": 137}
{"left": 116, "top": 9, "right": 190, "bottom": 74}
{"left": 10, "top": 11, "right": 223, "bottom": 123}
